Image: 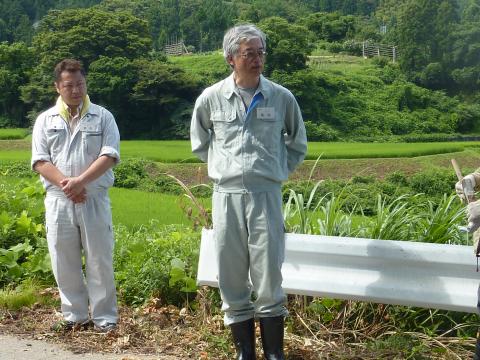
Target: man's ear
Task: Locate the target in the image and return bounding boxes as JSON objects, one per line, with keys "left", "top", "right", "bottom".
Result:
{"left": 54, "top": 81, "right": 60, "bottom": 95}
{"left": 227, "top": 55, "right": 235, "bottom": 68}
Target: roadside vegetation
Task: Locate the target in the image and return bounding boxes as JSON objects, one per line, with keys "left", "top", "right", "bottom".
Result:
{"left": 1, "top": 153, "right": 479, "bottom": 358}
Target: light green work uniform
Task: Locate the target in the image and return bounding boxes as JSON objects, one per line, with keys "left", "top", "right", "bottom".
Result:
{"left": 191, "top": 74, "right": 307, "bottom": 325}
{"left": 31, "top": 100, "right": 120, "bottom": 326}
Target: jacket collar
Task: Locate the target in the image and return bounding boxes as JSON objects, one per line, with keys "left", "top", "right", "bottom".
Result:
{"left": 50, "top": 95, "right": 100, "bottom": 119}
{"left": 221, "top": 73, "right": 272, "bottom": 100}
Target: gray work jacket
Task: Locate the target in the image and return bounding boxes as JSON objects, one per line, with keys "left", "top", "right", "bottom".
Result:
{"left": 31, "top": 102, "right": 120, "bottom": 193}
{"left": 190, "top": 74, "right": 307, "bottom": 193}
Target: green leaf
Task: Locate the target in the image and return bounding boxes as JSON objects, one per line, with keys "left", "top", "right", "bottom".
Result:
{"left": 0, "top": 211, "right": 11, "bottom": 226}
{"left": 170, "top": 258, "right": 185, "bottom": 271}
{"left": 15, "top": 211, "right": 32, "bottom": 234}
{"left": 169, "top": 267, "right": 185, "bottom": 286}
{"left": 180, "top": 277, "right": 197, "bottom": 293}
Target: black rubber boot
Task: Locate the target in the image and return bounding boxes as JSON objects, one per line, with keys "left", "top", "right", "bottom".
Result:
{"left": 230, "top": 318, "right": 256, "bottom": 360}
{"left": 474, "top": 336, "right": 480, "bottom": 360}
{"left": 259, "top": 316, "right": 285, "bottom": 360}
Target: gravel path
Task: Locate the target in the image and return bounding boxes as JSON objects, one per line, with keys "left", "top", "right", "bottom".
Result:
{"left": 0, "top": 335, "right": 180, "bottom": 360}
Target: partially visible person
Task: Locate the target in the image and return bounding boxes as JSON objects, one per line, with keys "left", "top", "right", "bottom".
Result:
{"left": 191, "top": 24, "right": 307, "bottom": 359}
{"left": 455, "top": 171, "right": 480, "bottom": 360}
{"left": 31, "top": 59, "right": 120, "bottom": 332}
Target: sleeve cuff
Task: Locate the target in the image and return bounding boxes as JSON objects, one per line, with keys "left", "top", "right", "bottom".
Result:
{"left": 31, "top": 155, "right": 51, "bottom": 171}
{"left": 99, "top": 146, "right": 120, "bottom": 164}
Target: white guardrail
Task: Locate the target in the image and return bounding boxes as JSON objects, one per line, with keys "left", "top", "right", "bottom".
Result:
{"left": 197, "top": 228, "right": 480, "bottom": 314}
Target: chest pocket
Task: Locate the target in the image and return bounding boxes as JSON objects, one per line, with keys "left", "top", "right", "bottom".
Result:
{"left": 79, "top": 120, "right": 102, "bottom": 156}
{"left": 253, "top": 110, "right": 282, "bottom": 152}
{"left": 46, "top": 118, "right": 67, "bottom": 157}
{"left": 210, "top": 109, "right": 237, "bottom": 142}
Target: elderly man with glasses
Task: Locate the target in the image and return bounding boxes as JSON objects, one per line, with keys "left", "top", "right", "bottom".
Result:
{"left": 191, "top": 24, "right": 307, "bottom": 359}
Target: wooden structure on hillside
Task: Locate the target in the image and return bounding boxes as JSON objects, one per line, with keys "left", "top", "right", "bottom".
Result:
{"left": 164, "top": 40, "right": 190, "bottom": 56}
{"left": 362, "top": 41, "right": 397, "bottom": 62}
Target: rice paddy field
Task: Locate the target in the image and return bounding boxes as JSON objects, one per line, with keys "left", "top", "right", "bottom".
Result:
{"left": 1, "top": 136, "right": 480, "bottom": 162}
{"left": 0, "top": 128, "right": 30, "bottom": 140}
{"left": 109, "top": 187, "right": 209, "bottom": 228}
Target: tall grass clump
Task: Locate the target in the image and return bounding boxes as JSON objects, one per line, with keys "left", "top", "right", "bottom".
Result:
{"left": 418, "top": 194, "right": 465, "bottom": 244}
{"left": 0, "top": 279, "right": 55, "bottom": 310}
{"left": 360, "top": 194, "right": 417, "bottom": 240}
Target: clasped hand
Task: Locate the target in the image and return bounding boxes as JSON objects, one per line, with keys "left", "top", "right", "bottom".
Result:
{"left": 467, "top": 200, "right": 480, "bottom": 233}
{"left": 60, "top": 177, "right": 86, "bottom": 203}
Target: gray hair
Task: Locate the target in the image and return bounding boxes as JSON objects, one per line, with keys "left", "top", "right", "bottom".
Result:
{"left": 222, "top": 24, "right": 266, "bottom": 61}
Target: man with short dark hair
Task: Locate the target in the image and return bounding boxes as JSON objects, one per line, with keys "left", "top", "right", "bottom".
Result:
{"left": 31, "top": 59, "right": 120, "bottom": 332}
{"left": 191, "top": 24, "right": 307, "bottom": 359}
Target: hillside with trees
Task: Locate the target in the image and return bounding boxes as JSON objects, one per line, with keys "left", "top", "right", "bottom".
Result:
{"left": 0, "top": 0, "right": 479, "bottom": 140}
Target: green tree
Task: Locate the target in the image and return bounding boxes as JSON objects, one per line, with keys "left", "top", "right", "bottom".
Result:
{"left": 463, "top": 0, "right": 480, "bottom": 21}
{"left": 21, "top": 7, "right": 152, "bottom": 123}
{"left": 0, "top": 0, "right": 102, "bottom": 43}
{"left": 130, "top": 59, "right": 201, "bottom": 138}
{"left": 300, "top": 12, "right": 357, "bottom": 42}
{"left": 394, "top": 0, "right": 459, "bottom": 87}
{"left": 270, "top": 69, "right": 336, "bottom": 126}
{"left": 33, "top": 8, "right": 151, "bottom": 71}
{"left": 0, "top": 42, "right": 34, "bottom": 127}
{"left": 258, "top": 17, "right": 314, "bottom": 76}
{"left": 447, "top": 21, "right": 480, "bottom": 91}
{"left": 87, "top": 56, "right": 137, "bottom": 135}
{"left": 87, "top": 56, "right": 201, "bottom": 139}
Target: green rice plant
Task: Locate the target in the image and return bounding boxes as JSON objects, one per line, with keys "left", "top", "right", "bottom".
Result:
{"left": 284, "top": 155, "right": 356, "bottom": 236}
{"left": 305, "top": 142, "right": 478, "bottom": 160}
{"left": 0, "top": 128, "right": 30, "bottom": 140}
{"left": 109, "top": 187, "right": 207, "bottom": 228}
{"left": 121, "top": 140, "right": 199, "bottom": 163}
{"left": 2, "top": 140, "right": 480, "bottom": 163}
{"left": 0, "top": 150, "right": 30, "bottom": 162}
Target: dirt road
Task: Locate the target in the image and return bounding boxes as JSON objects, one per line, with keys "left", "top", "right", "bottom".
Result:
{"left": 0, "top": 335, "right": 179, "bottom": 360}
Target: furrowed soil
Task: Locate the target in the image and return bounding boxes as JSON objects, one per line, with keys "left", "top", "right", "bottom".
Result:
{"left": 155, "top": 149, "right": 480, "bottom": 186}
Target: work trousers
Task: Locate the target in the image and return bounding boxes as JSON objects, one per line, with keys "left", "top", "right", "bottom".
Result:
{"left": 212, "top": 189, "right": 288, "bottom": 325}
{"left": 45, "top": 190, "right": 117, "bottom": 326}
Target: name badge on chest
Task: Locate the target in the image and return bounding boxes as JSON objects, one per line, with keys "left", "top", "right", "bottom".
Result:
{"left": 257, "top": 107, "right": 275, "bottom": 119}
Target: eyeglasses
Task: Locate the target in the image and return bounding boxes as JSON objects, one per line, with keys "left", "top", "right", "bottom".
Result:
{"left": 239, "top": 50, "right": 267, "bottom": 60}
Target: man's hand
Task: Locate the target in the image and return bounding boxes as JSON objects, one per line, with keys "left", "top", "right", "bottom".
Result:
{"left": 467, "top": 200, "right": 480, "bottom": 233}
{"left": 70, "top": 189, "right": 87, "bottom": 204}
{"left": 455, "top": 173, "right": 477, "bottom": 203}
{"left": 60, "top": 177, "right": 86, "bottom": 201}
